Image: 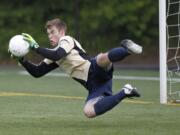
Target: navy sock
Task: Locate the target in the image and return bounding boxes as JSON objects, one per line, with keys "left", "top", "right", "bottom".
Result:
{"left": 108, "top": 47, "right": 130, "bottom": 62}
{"left": 94, "top": 90, "right": 126, "bottom": 116}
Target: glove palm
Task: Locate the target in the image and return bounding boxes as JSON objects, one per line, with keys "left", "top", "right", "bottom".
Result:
{"left": 8, "top": 49, "right": 23, "bottom": 66}
{"left": 22, "top": 33, "right": 39, "bottom": 49}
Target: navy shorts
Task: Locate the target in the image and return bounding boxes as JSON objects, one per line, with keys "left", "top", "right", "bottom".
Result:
{"left": 86, "top": 58, "right": 113, "bottom": 101}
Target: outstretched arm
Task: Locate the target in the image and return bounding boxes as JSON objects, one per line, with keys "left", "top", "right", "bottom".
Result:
{"left": 22, "top": 33, "right": 68, "bottom": 61}
{"left": 35, "top": 46, "right": 67, "bottom": 61}
{"left": 19, "top": 58, "right": 59, "bottom": 78}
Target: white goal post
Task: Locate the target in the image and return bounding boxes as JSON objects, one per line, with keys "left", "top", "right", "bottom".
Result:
{"left": 159, "top": 0, "right": 180, "bottom": 104}
{"left": 159, "top": 0, "right": 167, "bottom": 104}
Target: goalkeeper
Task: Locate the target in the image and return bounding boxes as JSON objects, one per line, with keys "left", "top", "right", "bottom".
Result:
{"left": 16, "top": 18, "right": 142, "bottom": 118}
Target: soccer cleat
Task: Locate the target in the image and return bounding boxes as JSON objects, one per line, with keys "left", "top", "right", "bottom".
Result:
{"left": 123, "top": 84, "right": 141, "bottom": 98}
{"left": 121, "top": 39, "right": 142, "bottom": 54}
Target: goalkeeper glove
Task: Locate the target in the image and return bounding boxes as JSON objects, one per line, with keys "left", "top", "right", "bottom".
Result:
{"left": 8, "top": 49, "right": 23, "bottom": 66}
{"left": 22, "top": 33, "right": 39, "bottom": 49}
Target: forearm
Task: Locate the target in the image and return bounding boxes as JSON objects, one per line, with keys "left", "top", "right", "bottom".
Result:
{"left": 19, "top": 58, "right": 58, "bottom": 78}
{"left": 23, "top": 33, "right": 69, "bottom": 61}
{"left": 35, "top": 47, "right": 67, "bottom": 61}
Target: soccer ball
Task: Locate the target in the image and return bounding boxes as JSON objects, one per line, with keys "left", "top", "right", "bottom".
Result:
{"left": 9, "top": 35, "right": 30, "bottom": 57}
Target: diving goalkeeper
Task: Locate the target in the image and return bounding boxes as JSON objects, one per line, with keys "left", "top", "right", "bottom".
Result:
{"left": 15, "top": 18, "right": 142, "bottom": 118}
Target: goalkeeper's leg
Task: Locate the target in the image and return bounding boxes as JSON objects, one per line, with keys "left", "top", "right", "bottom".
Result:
{"left": 83, "top": 84, "right": 140, "bottom": 118}
{"left": 96, "top": 39, "right": 142, "bottom": 69}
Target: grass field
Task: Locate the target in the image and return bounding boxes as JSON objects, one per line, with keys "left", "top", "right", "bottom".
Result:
{"left": 0, "top": 66, "right": 179, "bottom": 135}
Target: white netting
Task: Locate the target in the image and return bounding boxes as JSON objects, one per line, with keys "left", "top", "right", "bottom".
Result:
{"left": 167, "top": 0, "right": 180, "bottom": 101}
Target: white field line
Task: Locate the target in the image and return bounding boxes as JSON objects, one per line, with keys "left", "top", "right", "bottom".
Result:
{"left": 1, "top": 71, "right": 179, "bottom": 106}
{"left": 19, "top": 71, "right": 180, "bottom": 82}
{"left": 18, "top": 71, "right": 160, "bottom": 81}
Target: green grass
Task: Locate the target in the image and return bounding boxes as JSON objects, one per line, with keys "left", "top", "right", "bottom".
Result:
{"left": 0, "top": 67, "right": 179, "bottom": 135}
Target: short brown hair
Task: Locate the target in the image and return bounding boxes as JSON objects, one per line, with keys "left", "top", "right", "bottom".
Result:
{"left": 45, "top": 18, "right": 67, "bottom": 32}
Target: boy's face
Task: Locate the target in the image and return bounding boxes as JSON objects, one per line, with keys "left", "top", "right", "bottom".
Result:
{"left": 47, "top": 26, "right": 64, "bottom": 47}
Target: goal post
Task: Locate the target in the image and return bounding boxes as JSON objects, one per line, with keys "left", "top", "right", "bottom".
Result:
{"left": 159, "top": 0, "right": 167, "bottom": 104}
{"left": 159, "top": 0, "right": 180, "bottom": 104}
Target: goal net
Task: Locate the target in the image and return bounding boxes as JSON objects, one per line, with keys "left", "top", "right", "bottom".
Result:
{"left": 166, "top": 0, "right": 180, "bottom": 102}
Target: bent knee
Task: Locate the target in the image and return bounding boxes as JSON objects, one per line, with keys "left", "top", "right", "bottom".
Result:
{"left": 96, "top": 53, "right": 111, "bottom": 68}
{"left": 83, "top": 103, "right": 96, "bottom": 118}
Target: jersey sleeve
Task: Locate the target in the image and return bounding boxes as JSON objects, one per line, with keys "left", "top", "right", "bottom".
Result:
{"left": 19, "top": 58, "right": 58, "bottom": 78}
{"left": 58, "top": 36, "right": 74, "bottom": 53}
{"left": 36, "top": 47, "right": 67, "bottom": 61}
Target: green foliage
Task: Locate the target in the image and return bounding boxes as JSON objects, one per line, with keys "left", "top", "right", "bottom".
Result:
{"left": 0, "top": 0, "right": 158, "bottom": 60}
{"left": 80, "top": 0, "right": 158, "bottom": 52}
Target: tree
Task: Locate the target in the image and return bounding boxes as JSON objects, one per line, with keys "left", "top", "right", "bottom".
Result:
{"left": 0, "top": 0, "right": 158, "bottom": 60}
